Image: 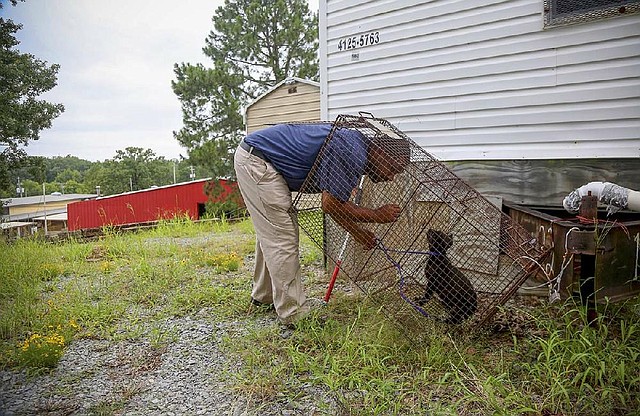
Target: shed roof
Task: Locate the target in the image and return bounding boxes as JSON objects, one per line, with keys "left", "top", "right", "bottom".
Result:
{"left": 32, "top": 213, "right": 67, "bottom": 222}
{"left": 93, "top": 178, "right": 212, "bottom": 201}
{"left": 1, "top": 193, "right": 97, "bottom": 207}
{"left": 2, "top": 207, "right": 68, "bottom": 222}
{"left": 245, "top": 77, "right": 320, "bottom": 112}
{"left": 1, "top": 221, "right": 35, "bottom": 230}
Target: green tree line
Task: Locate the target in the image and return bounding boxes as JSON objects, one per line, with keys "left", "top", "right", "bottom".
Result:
{"left": 2, "top": 147, "right": 195, "bottom": 198}
{"left": 2, "top": 0, "right": 318, "bottom": 198}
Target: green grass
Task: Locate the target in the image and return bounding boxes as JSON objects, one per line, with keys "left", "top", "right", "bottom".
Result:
{"left": 229, "top": 295, "right": 640, "bottom": 415}
{"left": 0, "top": 218, "right": 254, "bottom": 368}
{"left": 1, "top": 217, "right": 639, "bottom": 415}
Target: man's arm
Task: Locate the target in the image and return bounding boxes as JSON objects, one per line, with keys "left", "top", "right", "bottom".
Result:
{"left": 321, "top": 191, "right": 401, "bottom": 249}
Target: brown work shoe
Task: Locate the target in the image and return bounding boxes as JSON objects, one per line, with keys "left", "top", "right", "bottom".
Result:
{"left": 250, "top": 297, "right": 275, "bottom": 311}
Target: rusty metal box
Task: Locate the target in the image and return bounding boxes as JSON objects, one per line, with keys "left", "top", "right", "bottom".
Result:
{"left": 504, "top": 202, "right": 640, "bottom": 303}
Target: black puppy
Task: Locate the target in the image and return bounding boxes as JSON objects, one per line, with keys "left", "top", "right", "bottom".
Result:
{"left": 416, "top": 230, "right": 478, "bottom": 324}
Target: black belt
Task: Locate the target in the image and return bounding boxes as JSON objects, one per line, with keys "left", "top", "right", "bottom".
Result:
{"left": 240, "top": 140, "right": 268, "bottom": 161}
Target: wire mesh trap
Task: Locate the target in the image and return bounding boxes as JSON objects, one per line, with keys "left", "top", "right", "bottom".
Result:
{"left": 292, "top": 114, "right": 547, "bottom": 337}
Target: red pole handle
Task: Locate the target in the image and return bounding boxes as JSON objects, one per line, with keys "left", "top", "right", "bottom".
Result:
{"left": 324, "top": 260, "right": 342, "bottom": 302}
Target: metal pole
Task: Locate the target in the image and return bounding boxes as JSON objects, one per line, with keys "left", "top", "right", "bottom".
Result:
{"left": 16, "top": 177, "right": 24, "bottom": 197}
{"left": 324, "top": 175, "right": 366, "bottom": 302}
{"left": 42, "top": 183, "right": 48, "bottom": 236}
{"left": 173, "top": 161, "right": 177, "bottom": 184}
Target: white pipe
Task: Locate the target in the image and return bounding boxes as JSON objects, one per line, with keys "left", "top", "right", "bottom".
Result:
{"left": 563, "top": 181, "right": 640, "bottom": 215}
{"left": 628, "top": 189, "right": 640, "bottom": 212}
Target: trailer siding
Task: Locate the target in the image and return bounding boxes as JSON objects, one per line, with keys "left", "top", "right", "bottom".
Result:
{"left": 320, "top": 0, "right": 640, "bottom": 161}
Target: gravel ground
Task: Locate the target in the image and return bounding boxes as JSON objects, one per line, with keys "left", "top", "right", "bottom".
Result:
{"left": 1, "top": 235, "right": 341, "bottom": 416}
{"left": 0, "top": 311, "right": 339, "bottom": 416}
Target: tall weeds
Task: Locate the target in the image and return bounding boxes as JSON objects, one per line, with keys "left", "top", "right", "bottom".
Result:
{"left": 0, "top": 218, "right": 254, "bottom": 369}
{"left": 230, "top": 294, "right": 640, "bottom": 415}
{"left": 520, "top": 300, "right": 640, "bottom": 415}
{"left": 1, "top": 219, "right": 638, "bottom": 415}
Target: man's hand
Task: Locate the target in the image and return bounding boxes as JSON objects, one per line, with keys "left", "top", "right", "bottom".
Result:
{"left": 352, "top": 228, "right": 377, "bottom": 250}
{"left": 321, "top": 191, "right": 402, "bottom": 250}
{"left": 373, "top": 204, "right": 402, "bottom": 223}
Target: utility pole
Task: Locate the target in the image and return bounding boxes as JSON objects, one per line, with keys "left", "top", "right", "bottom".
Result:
{"left": 42, "top": 183, "right": 48, "bottom": 236}
{"left": 16, "top": 177, "right": 24, "bottom": 197}
{"left": 189, "top": 166, "right": 195, "bottom": 181}
{"left": 173, "top": 159, "right": 177, "bottom": 184}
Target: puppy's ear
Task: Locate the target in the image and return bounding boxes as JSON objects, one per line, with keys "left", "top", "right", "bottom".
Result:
{"left": 442, "top": 233, "right": 453, "bottom": 250}
{"left": 426, "top": 229, "right": 439, "bottom": 248}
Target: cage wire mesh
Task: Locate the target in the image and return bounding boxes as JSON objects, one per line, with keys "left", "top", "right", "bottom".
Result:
{"left": 292, "top": 114, "right": 548, "bottom": 337}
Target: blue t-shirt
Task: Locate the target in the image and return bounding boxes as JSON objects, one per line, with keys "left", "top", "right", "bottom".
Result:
{"left": 243, "top": 123, "right": 366, "bottom": 201}
{"left": 315, "top": 127, "right": 367, "bottom": 201}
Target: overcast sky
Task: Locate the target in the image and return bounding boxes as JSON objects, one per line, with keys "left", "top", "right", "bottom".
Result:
{"left": 1, "top": 0, "right": 320, "bottom": 162}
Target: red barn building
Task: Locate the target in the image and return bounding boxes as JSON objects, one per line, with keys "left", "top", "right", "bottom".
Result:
{"left": 67, "top": 178, "right": 237, "bottom": 231}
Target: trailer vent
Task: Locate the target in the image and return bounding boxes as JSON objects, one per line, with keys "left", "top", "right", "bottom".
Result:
{"left": 544, "top": 0, "right": 640, "bottom": 28}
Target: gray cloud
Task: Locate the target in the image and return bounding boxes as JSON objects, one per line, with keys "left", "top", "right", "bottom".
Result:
{"left": 4, "top": 0, "right": 222, "bottom": 161}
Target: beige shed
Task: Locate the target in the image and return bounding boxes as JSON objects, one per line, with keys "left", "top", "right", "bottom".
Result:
{"left": 244, "top": 77, "right": 320, "bottom": 134}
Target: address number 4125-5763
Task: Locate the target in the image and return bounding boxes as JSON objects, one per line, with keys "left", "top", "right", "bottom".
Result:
{"left": 337, "top": 31, "right": 380, "bottom": 51}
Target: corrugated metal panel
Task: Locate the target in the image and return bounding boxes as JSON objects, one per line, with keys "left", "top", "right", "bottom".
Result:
{"left": 320, "top": 0, "right": 640, "bottom": 160}
{"left": 67, "top": 179, "right": 236, "bottom": 231}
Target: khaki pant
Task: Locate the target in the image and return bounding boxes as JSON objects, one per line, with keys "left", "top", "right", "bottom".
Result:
{"left": 234, "top": 145, "right": 310, "bottom": 324}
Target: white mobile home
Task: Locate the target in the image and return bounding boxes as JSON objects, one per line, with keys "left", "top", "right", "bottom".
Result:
{"left": 319, "top": 0, "right": 640, "bottom": 205}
